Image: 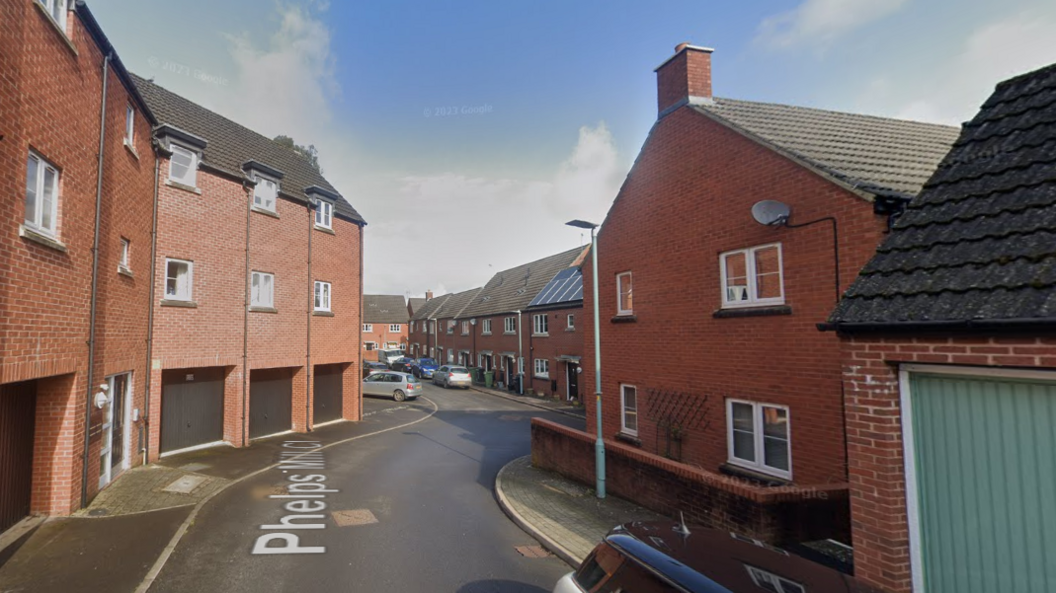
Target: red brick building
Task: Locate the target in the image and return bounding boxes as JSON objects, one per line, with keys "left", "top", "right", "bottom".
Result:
{"left": 578, "top": 44, "right": 957, "bottom": 538}
{"left": 0, "top": 0, "right": 158, "bottom": 528}
{"left": 362, "top": 294, "right": 409, "bottom": 355}
{"left": 409, "top": 292, "right": 450, "bottom": 361}
{"left": 823, "top": 63, "right": 1056, "bottom": 593}
{"left": 132, "top": 75, "right": 364, "bottom": 457}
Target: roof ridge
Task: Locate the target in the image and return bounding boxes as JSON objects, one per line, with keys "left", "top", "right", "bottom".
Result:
{"left": 713, "top": 96, "right": 960, "bottom": 131}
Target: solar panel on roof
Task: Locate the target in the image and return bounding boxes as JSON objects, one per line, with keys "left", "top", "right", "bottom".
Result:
{"left": 528, "top": 268, "right": 584, "bottom": 307}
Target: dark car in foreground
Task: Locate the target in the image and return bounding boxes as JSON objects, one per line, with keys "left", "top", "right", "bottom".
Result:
{"left": 362, "top": 360, "right": 388, "bottom": 378}
{"left": 554, "top": 521, "right": 871, "bottom": 593}
{"left": 409, "top": 357, "right": 439, "bottom": 379}
{"left": 390, "top": 357, "right": 416, "bottom": 373}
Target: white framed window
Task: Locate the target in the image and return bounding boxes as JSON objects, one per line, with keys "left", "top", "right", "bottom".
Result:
{"left": 363, "top": 324, "right": 372, "bottom": 332}
{"left": 745, "top": 566, "right": 804, "bottom": 593}
{"left": 37, "top": 0, "right": 67, "bottom": 31}
{"left": 124, "top": 105, "right": 135, "bottom": 145}
{"left": 447, "top": 348, "right": 454, "bottom": 363}
{"left": 168, "top": 144, "right": 198, "bottom": 187}
{"left": 447, "top": 320, "right": 455, "bottom": 334}
{"left": 504, "top": 317, "right": 516, "bottom": 333}
{"left": 164, "top": 258, "right": 193, "bottom": 301}
{"left": 253, "top": 175, "right": 278, "bottom": 213}
{"left": 461, "top": 321, "right": 469, "bottom": 335}
{"left": 314, "top": 281, "right": 331, "bottom": 312}
{"left": 25, "top": 151, "right": 60, "bottom": 237}
{"left": 430, "top": 320, "right": 436, "bottom": 333}
{"left": 721, "top": 244, "right": 784, "bottom": 308}
{"left": 727, "top": 399, "right": 791, "bottom": 479}
{"left": 534, "top": 358, "right": 549, "bottom": 378}
{"left": 567, "top": 314, "right": 575, "bottom": 330}
{"left": 616, "top": 272, "right": 633, "bottom": 315}
{"left": 482, "top": 319, "right": 492, "bottom": 335}
{"left": 364, "top": 342, "right": 376, "bottom": 351}
{"left": 411, "top": 321, "right": 416, "bottom": 332}
{"left": 250, "top": 271, "right": 274, "bottom": 308}
{"left": 119, "top": 238, "right": 130, "bottom": 270}
{"left": 315, "top": 200, "right": 333, "bottom": 229}
{"left": 390, "top": 324, "right": 401, "bottom": 332}
{"left": 620, "top": 385, "right": 638, "bottom": 435}
{"left": 532, "top": 314, "right": 549, "bottom": 335}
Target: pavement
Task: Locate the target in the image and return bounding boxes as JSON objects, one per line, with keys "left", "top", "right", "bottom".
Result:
{"left": 494, "top": 455, "right": 665, "bottom": 567}
{"left": 469, "top": 383, "right": 586, "bottom": 419}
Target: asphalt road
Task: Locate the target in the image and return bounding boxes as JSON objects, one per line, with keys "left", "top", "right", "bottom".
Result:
{"left": 147, "top": 384, "right": 585, "bottom": 593}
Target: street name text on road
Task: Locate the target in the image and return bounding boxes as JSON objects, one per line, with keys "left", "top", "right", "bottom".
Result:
{"left": 252, "top": 441, "right": 335, "bottom": 555}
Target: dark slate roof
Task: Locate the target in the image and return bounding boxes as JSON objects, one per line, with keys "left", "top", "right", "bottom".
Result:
{"left": 411, "top": 294, "right": 452, "bottom": 321}
{"left": 527, "top": 267, "right": 584, "bottom": 308}
{"left": 407, "top": 297, "right": 427, "bottom": 316}
{"left": 363, "top": 295, "right": 409, "bottom": 323}
{"left": 459, "top": 247, "right": 586, "bottom": 318}
{"left": 693, "top": 98, "right": 960, "bottom": 199}
{"left": 828, "top": 63, "right": 1056, "bottom": 328}
{"left": 432, "top": 287, "right": 483, "bottom": 320}
{"left": 129, "top": 73, "right": 364, "bottom": 224}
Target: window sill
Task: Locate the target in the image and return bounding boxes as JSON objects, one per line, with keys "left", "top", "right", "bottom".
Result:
{"left": 313, "top": 310, "right": 334, "bottom": 317}
{"left": 615, "top": 432, "right": 642, "bottom": 447}
{"left": 534, "top": 375, "right": 550, "bottom": 380}
{"left": 532, "top": 333, "right": 549, "bottom": 338}
{"left": 720, "top": 462, "right": 791, "bottom": 486}
{"left": 611, "top": 315, "right": 636, "bottom": 323}
{"left": 482, "top": 332, "right": 492, "bottom": 336}
{"left": 252, "top": 205, "right": 279, "bottom": 219}
{"left": 33, "top": 2, "right": 77, "bottom": 57}
{"left": 124, "top": 141, "right": 139, "bottom": 160}
{"left": 314, "top": 225, "right": 335, "bottom": 235}
{"left": 565, "top": 327, "right": 576, "bottom": 332}
{"left": 117, "top": 265, "right": 134, "bottom": 278}
{"left": 249, "top": 306, "right": 277, "bottom": 313}
{"left": 503, "top": 331, "right": 516, "bottom": 336}
{"left": 19, "top": 225, "right": 67, "bottom": 253}
{"left": 713, "top": 305, "right": 792, "bottom": 319}
{"left": 165, "top": 179, "right": 201, "bottom": 195}
{"left": 160, "top": 299, "right": 197, "bottom": 308}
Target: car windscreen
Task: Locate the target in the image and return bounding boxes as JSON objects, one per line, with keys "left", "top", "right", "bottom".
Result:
{"left": 450, "top": 367, "right": 469, "bottom": 374}
{"left": 383, "top": 350, "right": 402, "bottom": 357}
{"left": 419, "top": 359, "right": 437, "bottom": 365}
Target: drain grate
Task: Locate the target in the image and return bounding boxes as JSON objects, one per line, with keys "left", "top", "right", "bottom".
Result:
{"left": 161, "top": 474, "right": 208, "bottom": 494}
{"left": 331, "top": 509, "right": 379, "bottom": 527}
{"left": 514, "top": 545, "right": 551, "bottom": 558}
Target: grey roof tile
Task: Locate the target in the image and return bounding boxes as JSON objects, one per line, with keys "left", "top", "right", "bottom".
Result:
{"left": 411, "top": 294, "right": 452, "bottom": 321}
{"left": 407, "top": 297, "right": 427, "bottom": 316}
{"left": 692, "top": 99, "right": 960, "bottom": 198}
{"left": 433, "top": 287, "right": 483, "bottom": 319}
{"left": 459, "top": 247, "right": 586, "bottom": 318}
{"left": 363, "top": 295, "right": 409, "bottom": 323}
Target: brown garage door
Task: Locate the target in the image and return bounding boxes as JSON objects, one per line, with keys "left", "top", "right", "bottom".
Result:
{"left": 313, "top": 364, "right": 343, "bottom": 424}
{"left": 161, "top": 368, "right": 225, "bottom": 454}
{"left": 0, "top": 381, "right": 37, "bottom": 534}
{"left": 250, "top": 368, "right": 293, "bottom": 439}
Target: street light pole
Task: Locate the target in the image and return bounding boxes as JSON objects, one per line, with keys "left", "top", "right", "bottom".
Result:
{"left": 567, "top": 219, "right": 605, "bottom": 499}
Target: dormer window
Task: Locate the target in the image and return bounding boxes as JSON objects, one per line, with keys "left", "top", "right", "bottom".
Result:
{"left": 253, "top": 175, "right": 278, "bottom": 213}
{"left": 315, "top": 200, "right": 333, "bottom": 230}
{"left": 168, "top": 145, "right": 198, "bottom": 188}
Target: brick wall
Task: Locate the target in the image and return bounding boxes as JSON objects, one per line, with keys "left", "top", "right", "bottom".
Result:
{"left": 526, "top": 306, "right": 583, "bottom": 399}
{"left": 474, "top": 313, "right": 526, "bottom": 386}
{"left": 840, "top": 335, "right": 1056, "bottom": 593}
{"left": 532, "top": 418, "right": 850, "bottom": 544}
{"left": 581, "top": 106, "right": 887, "bottom": 485}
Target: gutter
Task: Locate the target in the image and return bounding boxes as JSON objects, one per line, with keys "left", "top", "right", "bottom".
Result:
{"left": 81, "top": 51, "right": 111, "bottom": 509}
{"left": 819, "top": 317, "right": 1056, "bottom": 334}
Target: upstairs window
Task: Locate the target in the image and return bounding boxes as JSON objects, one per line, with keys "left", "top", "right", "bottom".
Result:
{"left": 616, "top": 272, "right": 633, "bottom": 315}
{"left": 124, "top": 105, "right": 135, "bottom": 145}
{"left": 37, "top": 0, "right": 67, "bottom": 31}
{"left": 390, "top": 324, "right": 401, "bottom": 332}
{"left": 363, "top": 324, "right": 373, "bottom": 332}
{"left": 168, "top": 145, "right": 198, "bottom": 187}
{"left": 314, "top": 281, "right": 331, "bottom": 312}
{"left": 315, "top": 200, "right": 333, "bottom": 229}
{"left": 447, "top": 320, "right": 455, "bottom": 334}
{"left": 25, "top": 152, "right": 60, "bottom": 237}
{"left": 567, "top": 314, "right": 575, "bottom": 330}
{"left": 721, "top": 244, "right": 784, "bottom": 308}
{"left": 461, "top": 321, "right": 469, "bottom": 335}
{"left": 119, "top": 238, "right": 131, "bottom": 272}
{"left": 250, "top": 271, "right": 274, "bottom": 308}
{"left": 482, "top": 319, "right": 492, "bottom": 334}
{"left": 253, "top": 176, "right": 278, "bottom": 213}
{"left": 165, "top": 258, "right": 193, "bottom": 301}
{"left": 533, "top": 314, "right": 548, "bottom": 335}
{"left": 504, "top": 317, "right": 516, "bottom": 333}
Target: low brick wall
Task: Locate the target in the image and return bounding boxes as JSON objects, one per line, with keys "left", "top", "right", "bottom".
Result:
{"left": 532, "top": 418, "right": 850, "bottom": 544}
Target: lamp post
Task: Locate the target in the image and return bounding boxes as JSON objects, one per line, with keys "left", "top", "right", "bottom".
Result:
{"left": 566, "top": 219, "right": 605, "bottom": 499}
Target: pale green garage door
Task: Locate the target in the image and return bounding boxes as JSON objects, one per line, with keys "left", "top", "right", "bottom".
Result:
{"left": 909, "top": 373, "right": 1056, "bottom": 592}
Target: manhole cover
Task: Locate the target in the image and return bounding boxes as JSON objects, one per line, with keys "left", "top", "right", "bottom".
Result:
{"left": 87, "top": 508, "right": 109, "bottom": 517}
{"left": 331, "top": 509, "right": 378, "bottom": 527}
{"left": 179, "top": 463, "right": 210, "bottom": 472}
{"left": 161, "top": 475, "right": 208, "bottom": 494}
{"left": 514, "top": 545, "right": 551, "bottom": 558}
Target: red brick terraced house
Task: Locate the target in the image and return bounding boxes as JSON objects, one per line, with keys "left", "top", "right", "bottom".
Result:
{"left": 523, "top": 257, "right": 587, "bottom": 401}
{"left": 362, "top": 294, "right": 408, "bottom": 354}
{"left": 0, "top": 0, "right": 159, "bottom": 529}
{"left": 131, "top": 75, "right": 364, "bottom": 457}
{"left": 534, "top": 43, "right": 961, "bottom": 545}
{"left": 409, "top": 292, "right": 451, "bottom": 361}
{"left": 822, "top": 63, "right": 1056, "bottom": 593}
{"left": 431, "top": 287, "right": 484, "bottom": 368}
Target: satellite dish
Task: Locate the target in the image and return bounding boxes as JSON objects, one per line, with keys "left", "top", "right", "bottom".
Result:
{"left": 751, "top": 200, "right": 791, "bottom": 226}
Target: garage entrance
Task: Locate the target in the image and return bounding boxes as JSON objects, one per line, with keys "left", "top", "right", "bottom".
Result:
{"left": 313, "top": 364, "right": 343, "bottom": 425}
{"left": 907, "top": 371, "right": 1056, "bottom": 592}
{"left": 249, "top": 368, "right": 293, "bottom": 439}
{"left": 160, "top": 368, "right": 225, "bottom": 454}
{"left": 0, "top": 381, "right": 36, "bottom": 534}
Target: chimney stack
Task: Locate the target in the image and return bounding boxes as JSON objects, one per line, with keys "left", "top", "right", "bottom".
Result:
{"left": 655, "top": 43, "right": 714, "bottom": 116}
{"left": 425, "top": 290, "right": 434, "bottom": 300}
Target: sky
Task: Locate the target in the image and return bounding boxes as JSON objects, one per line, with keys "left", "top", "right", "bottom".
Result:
{"left": 88, "top": 0, "right": 1056, "bottom": 298}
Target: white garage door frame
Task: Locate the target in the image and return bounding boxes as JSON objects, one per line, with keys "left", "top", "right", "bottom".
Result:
{"left": 899, "top": 363, "right": 1056, "bottom": 593}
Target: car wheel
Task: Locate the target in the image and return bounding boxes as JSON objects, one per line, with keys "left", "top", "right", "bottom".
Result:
{"left": 393, "top": 389, "right": 407, "bottom": 402}
{"left": 443, "top": 379, "right": 450, "bottom": 389}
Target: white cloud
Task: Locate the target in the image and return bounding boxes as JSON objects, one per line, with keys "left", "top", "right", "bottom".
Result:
{"left": 756, "top": 0, "right": 909, "bottom": 50}
{"left": 857, "top": 8, "right": 1056, "bottom": 125}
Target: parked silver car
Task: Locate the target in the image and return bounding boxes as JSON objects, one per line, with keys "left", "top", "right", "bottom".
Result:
{"left": 433, "top": 365, "right": 472, "bottom": 389}
{"left": 362, "top": 371, "right": 422, "bottom": 402}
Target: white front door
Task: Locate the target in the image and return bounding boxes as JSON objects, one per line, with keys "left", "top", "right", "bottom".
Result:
{"left": 99, "top": 373, "right": 131, "bottom": 489}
